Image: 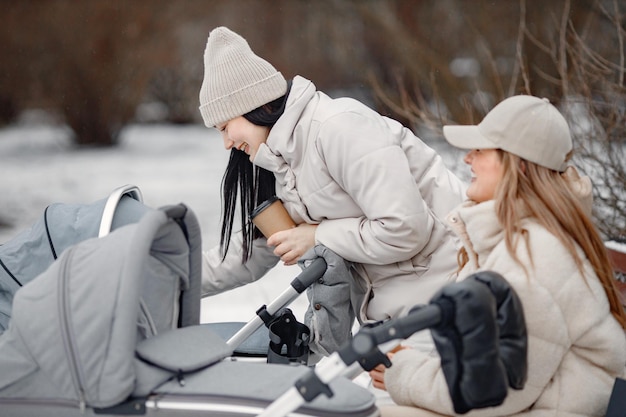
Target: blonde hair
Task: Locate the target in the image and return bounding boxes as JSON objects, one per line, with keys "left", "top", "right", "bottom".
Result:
{"left": 458, "top": 150, "right": 626, "bottom": 329}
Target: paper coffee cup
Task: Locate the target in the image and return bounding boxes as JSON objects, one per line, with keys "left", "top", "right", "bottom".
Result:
{"left": 250, "top": 196, "right": 296, "bottom": 239}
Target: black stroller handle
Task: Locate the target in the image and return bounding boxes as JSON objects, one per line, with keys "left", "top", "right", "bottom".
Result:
{"left": 338, "top": 302, "right": 444, "bottom": 369}
{"left": 226, "top": 257, "right": 327, "bottom": 350}
{"left": 257, "top": 308, "right": 444, "bottom": 417}
{"left": 290, "top": 257, "right": 327, "bottom": 292}
{"left": 259, "top": 271, "right": 528, "bottom": 417}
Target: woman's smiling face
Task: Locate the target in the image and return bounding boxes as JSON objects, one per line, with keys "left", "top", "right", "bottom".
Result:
{"left": 463, "top": 148, "right": 504, "bottom": 203}
{"left": 216, "top": 116, "right": 270, "bottom": 161}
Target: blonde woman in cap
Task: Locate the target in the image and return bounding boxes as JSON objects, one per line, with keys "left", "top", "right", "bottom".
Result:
{"left": 371, "top": 95, "right": 626, "bottom": 416}
{"left": 198, "top": 26, "right": 466, "bottom": 344}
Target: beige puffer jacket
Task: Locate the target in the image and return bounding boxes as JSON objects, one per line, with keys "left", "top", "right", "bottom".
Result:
{"left": 385, "top": 168, "right": 626, "bottom": 416}
{"left": 202, "top": 76, "right": 466, "bottom": 323}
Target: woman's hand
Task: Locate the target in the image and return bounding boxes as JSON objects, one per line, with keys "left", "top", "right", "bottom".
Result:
{"left": 369, "top": 362, "right": 388, "bottom": 390}
{"left": 368, "top": 344, "right": 407, "bottom": 391}
{"left": 267, "top": 223, "right": 318, "bottom": 265}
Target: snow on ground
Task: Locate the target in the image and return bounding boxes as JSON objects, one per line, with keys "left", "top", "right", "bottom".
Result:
{"left": 606, "top": 240, "right": 626, "bottom": 253}
{"left": 0, "top": 120, "right": 466, "bottom": 325}
{"left": 0, "top": 121, "right": 304, "bottom": 324}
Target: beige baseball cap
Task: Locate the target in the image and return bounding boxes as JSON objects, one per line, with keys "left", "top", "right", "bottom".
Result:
{"left": 443, "top": 95, "right": 572, "bottom": 172}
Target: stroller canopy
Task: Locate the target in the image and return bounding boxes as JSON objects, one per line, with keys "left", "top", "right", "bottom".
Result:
{"left": 0, "top": 204, "right": 201, "bottom": 408}
{"left": 0, "top": 193, "right": 150, "bottom": 332}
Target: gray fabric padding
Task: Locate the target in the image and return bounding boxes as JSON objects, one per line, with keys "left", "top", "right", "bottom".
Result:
{"left": 0, "top": 196, "right": 150, "bottom": 333}
{"left": 0, "top": 362, "right": 379, "bottom": 417}
{"left": 133, "top": 325, "right": 233, "bottom": 397}
{"left": 0, "top": 201, "right": 378, "bottom": 416}
{"left": 301, "top": 245, "right": 366, "bottom": 357}
{"left": 162, "top": 204, "right": 202, "bottom": 328}
{"left": 153, "top": 361, "right": 377, "bottom": 414}
{"left": 136, "top": 325, "right": 232, "bottom": 372}
{"left": 0, "top": 207, "right": 198, "bottom": 408}
{"left": 47, "top": 195, "right": 149, "bottom": 256}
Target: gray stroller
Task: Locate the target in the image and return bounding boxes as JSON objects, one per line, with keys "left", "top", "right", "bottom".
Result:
{"left": 0, "top": 186, "right": 378, "bottom": 417}
{"left": 0, "top": 185, "right": 532, "bottom": 417}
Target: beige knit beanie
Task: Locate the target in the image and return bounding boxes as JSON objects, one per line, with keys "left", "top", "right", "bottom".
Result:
{"left": 199, "top": 26, "right": 288, "bottom": 127}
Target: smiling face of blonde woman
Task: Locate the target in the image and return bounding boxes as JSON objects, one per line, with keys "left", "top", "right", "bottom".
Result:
{"left": 216, "top": 116, "right": 270, "bottom": 161}
{"left": 463, "top": 148, "right": 504, "bottom": 203}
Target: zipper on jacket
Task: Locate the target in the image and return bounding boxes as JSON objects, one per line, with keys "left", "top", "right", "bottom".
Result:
{"left": 58, "top": 249, "right": 88, "bottom": 412}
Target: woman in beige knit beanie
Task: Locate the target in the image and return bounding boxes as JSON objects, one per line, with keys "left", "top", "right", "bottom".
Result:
{"left": 198, "top": 26, "right": 466, "bottom": 353}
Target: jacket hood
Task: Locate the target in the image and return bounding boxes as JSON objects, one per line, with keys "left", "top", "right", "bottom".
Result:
{"left": 561, "top": 166, "right": 593, "bottom": 217}
{"left": 446, "top": 166, "right": 594, "bottom": 269}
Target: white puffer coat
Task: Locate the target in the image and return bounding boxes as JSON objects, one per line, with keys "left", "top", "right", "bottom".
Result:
{"left": 385, "top": 171, "right": 626, "bottom": 416}
{"left": 202, "top": 76, "right": 465, "bottom": 323}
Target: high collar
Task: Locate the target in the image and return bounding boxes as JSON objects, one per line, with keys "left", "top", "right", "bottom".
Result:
{"left": 251, "top": 76, "right": 317, "bottom": 224}
{"left": 252, "top": 75, "right": 316, "bottom": 172}
{"left": 445, "top": 165, "right": 592, "bottom": 268}
{"left": 446, "top": 200, "right": 504, "bottom": 269}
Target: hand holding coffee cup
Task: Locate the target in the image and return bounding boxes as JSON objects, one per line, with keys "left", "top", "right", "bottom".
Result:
{"left": 250, "top": 196, "right": 296, "bottom": 239}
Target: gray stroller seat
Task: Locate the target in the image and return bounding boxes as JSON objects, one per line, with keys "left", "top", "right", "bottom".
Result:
{"left": 0, "top": 188, "right": 378, "bottom": 417}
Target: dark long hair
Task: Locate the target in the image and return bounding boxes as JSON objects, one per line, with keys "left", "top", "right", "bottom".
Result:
{"left": 220, "top": 81, "right": 291, "bottom": 263}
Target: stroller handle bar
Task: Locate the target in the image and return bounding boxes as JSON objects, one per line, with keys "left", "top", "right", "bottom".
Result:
{"left": 345, "top": 303, "right": 442, "bottom": 363}
{"left": 259, "top": 271, "right": 529, "bottom": 417}
{"left": 289, "top": 257, "right": 328, "bottom": 292}
{"left": 98, "top": 184, "right": 144, "bottom": 237}
{"left": 258, "top": 303, "right": 444, "bottom": 417}
{"left": 226, "top": 257, "right": 327, "bottom": 350}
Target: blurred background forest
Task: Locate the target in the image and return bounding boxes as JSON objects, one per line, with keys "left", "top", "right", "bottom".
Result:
{"left": 0, "top": 0, "right": 624, "bottom": 239}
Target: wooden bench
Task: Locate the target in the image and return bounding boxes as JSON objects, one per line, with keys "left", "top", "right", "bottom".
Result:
{"left": 604, "top": 241, "right": 626, "bottom": 417}
{"left": 605, "top": 240, "right": 626, "bottom": 306}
